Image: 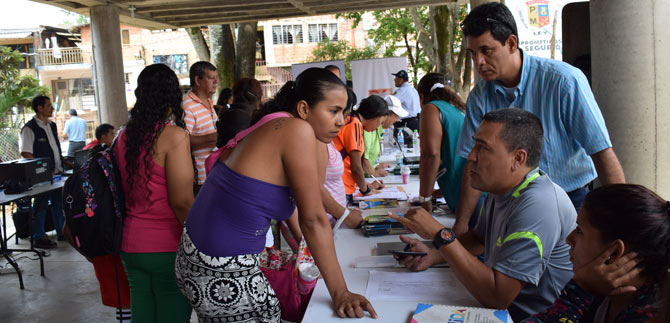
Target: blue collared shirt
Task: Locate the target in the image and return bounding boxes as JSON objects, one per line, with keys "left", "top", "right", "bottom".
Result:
{"left": 64, "top": 116, "right": 87, "bottom": 142}
{"left": 456, "top": 50, "right": 612, "bottom": 192}
{"left": 393, "top": 82, "right": 421, "bottom": 118}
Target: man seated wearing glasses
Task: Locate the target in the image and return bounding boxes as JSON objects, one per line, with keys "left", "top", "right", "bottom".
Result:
{"left": 451, "top": 2, "right": 625, "bottom": 236}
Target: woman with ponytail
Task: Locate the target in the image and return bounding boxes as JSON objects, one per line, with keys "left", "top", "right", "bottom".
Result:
{"left": 416, "top": 73, "right": 469, "bottom": 219}
{"left": 523, "top": 184, "right": 670, "bottom": 322}
{"left": 176, "top": 67, "right": 377, "bottom": 322}
{"left": 333, "top": 94, "right": 388, "bottom": 201}
{"left": 114, "top": 64, "right": 195, "bottom": 322}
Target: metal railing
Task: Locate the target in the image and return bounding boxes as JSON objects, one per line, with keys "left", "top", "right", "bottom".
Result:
{"left": 255, "top": 61, "right": 292, "bottom": 99}
{"left": 35, "top": 47, "right": 85, "bottom": 66}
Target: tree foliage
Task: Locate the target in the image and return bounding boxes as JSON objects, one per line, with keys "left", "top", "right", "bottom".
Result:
{"left": 62, "top": 10, "right": 90, "bottom": 27}
{"left": 0, "top": 47, "right": 50, "bottom": 117}
{"left": 339, "top": 9, "right": 430, "bottom": 84}
{"left": 339, "top": 5, "right": 474, "bottom": 98}
{"left": 311, "top": 40, "right": 379, "bottom": 80}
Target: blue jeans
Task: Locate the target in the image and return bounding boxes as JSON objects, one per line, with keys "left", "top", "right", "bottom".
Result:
{"left": 32, "top": 188, "right": 64, "bottom": 240}
{"left": 567, "top": 187, "right": 589, "bottom": 212}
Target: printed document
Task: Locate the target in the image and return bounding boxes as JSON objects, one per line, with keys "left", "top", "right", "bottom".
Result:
{"left": 365, "top": 270, "right": 478, "bottom": 306}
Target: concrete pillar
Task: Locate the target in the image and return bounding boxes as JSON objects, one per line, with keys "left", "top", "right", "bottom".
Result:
{"left": 90, "top": 5, "right": 128, "bottom": 128}
{"left": 590, "top": 0, "right": 670, "bottom": 197}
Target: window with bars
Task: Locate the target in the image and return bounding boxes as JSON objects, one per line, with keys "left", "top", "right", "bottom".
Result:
{"left": 272, "top": 25, "right": 303, "bottom": 45}
{"left": 308, "top": 23, "right": 338, "bottom": 42}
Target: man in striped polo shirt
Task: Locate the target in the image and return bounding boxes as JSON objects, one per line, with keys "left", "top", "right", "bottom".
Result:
{"left": 182, "top": 61, "right": 219, "bottom": 191}
{"left": 452, "top": 3, "right": 625, "bottom": 235}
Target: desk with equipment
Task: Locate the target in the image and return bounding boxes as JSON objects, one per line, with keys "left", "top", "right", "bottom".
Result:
{"left": 0, "top": 158, "right": 65, "bottom": 289}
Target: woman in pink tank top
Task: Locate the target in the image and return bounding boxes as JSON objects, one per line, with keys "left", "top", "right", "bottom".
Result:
{"left": 318, "top": 88, "right": 364, "bottom": 229}
{"left": 114, "top": 64, "right": 195, "bottom": 322}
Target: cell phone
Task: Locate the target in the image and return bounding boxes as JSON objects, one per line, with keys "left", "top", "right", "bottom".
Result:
{"left": 388, "top": 250, "right": 427, "bottom": 257}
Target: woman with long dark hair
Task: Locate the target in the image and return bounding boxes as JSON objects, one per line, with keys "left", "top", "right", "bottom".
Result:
{"left": 416, "top": 73, "right": 468, "bottom": 219}
{"left": 114, "top": 64, "right": 195, "bottom": 322}
{"left": 522, "top": 184, "right": 670, "bottom": 322}
{"left": 215, "top": 78, "right": 264, "bottom": 148}
{"left": 234, "top": 77, "right": 264, "bottom": 116}
{"left": 175, "top": 68, "right": 377, "bottom": 322}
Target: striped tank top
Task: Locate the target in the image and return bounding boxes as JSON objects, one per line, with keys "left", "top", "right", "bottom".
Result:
{"left": 324, "top": 143, "right": 347, "bottom": 225}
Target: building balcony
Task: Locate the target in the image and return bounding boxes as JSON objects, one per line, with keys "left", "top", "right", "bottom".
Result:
{"left": 35, "top": 47, "right": 89, "bottom": 66}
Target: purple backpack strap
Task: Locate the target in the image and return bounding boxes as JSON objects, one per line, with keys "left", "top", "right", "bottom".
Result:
{"left": 205, "top": 112, "right": 292, "bottom": 174}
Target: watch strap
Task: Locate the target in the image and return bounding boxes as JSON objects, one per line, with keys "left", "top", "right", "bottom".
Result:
{"left": 432, "top": 227, "right": 456, "bottom": 249}
{"left": 419, "top": 195, "right": 431, "bottom": 203}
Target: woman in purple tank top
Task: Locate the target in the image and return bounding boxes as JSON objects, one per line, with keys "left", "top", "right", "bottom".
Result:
{"left": 175, "top": 68, "right": 377, "bottom": 322}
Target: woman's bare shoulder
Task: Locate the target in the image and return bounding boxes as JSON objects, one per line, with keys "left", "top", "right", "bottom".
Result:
{"left": 261, "top": 116, "right": 314, "bottom": 139}
{"left": 160, "top": 125, "right": 189, "bottom": 140}
{"left": 157, "top": 125, "right": 189, "bottom": 151}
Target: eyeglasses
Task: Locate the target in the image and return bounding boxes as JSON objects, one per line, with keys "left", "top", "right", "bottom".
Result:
{"left": 460, "top": 17, "right": 516, "bottom": 35}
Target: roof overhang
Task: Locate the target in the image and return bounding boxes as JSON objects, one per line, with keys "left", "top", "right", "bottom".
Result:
{"left": 30, "top": 0, "right": 463, "bottom": 29}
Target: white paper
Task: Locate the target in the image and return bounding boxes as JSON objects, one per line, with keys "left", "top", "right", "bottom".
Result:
{"left": 365, "top": 270, "right": 476, "bottom": 305}
{"left": 354, "top": 187, "right": 408, "bottom": 201}
{"left": 354, "top": 256, "right": 401, "bottom": 268}
{"left": 379, "top": 175, "right": 404, "bottom": 184}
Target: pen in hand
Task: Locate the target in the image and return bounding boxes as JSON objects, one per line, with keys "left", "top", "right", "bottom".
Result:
{"left": 369, "top": 174, "right": 385, "bottom": 188}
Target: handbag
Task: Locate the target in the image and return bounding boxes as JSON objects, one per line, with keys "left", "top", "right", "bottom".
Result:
{"left": 260, "top": 237, "right": 319, "bottom": 322}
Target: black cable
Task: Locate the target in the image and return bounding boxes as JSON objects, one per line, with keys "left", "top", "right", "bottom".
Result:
{"left": 393, "top": 132, "right": 410, "bottom": 165}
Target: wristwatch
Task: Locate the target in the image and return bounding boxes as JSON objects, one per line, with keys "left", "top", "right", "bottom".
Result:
{"left": 432, "top": 227, "right": 456, "bottom": 249}
{"left": 419, "top": 195, "right": 431, "bottom": 203}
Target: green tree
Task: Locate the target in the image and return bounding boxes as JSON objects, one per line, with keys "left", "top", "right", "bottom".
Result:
{"left": 339, "top": 9, "right": 430, "bottom": 84}
{"left": 310, "top": 40, "right": 379, "bottom": 80}
{"left": 340, "top": 5, "right": 474, "bottom": 98}
{"left": 62, "top": 10, "right": 90, "bottom": 26}
{"left": 0, "top": 47, "right": 50, "bottom": 117}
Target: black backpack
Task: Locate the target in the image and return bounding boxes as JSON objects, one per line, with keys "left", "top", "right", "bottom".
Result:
{"left": 62, "top": 143, "right": 125, "bottom": 258}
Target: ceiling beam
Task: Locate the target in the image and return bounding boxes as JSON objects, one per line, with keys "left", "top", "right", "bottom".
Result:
{"left": 164, "top": 9, "right": 304, "bottom": 23}
{"left": 314, "top": 0, "right": 458, "bottom": 14}
{"left": 136, "top": 0, "right": 285, "bottom": 13}
{"left": 287, "top": 0, "right": 316, "bottom": 15}
{"left": 150, "top": 4, "right": 296, "bottom": 19}
{"left": 173, "top": 12, "right": 315, "bottom": 27}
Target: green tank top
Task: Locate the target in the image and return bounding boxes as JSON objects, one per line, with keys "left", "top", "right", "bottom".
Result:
{"left": 430, "top": 100, "right": 466, "bottom": 211}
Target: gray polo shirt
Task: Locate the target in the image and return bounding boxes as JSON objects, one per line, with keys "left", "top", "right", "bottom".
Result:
{"left": 473, "top": 169, "right": 575, "bottom": 320}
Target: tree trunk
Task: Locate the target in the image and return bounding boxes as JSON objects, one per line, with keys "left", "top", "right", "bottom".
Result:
{"left": 434, "top": 6, "right": 450, "bottom": 76}
{"left": 234, "top": 21, "right": 258, "bottom": 82}
{"left": 187, "top": 27, "right": 210, "bottom": 62}
{"left": 209, "top": 24, "right": 235, "bottom": 90}
{"left": 403, "top": 34, "right": 418, "bottom": 83}
{"left": 462, "top": 50, "right": 473, "bottom": 99}
{"left": 410, "top": 7, "right": 437, "bottom": 69}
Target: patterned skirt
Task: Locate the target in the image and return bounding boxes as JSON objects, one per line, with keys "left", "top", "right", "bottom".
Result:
{"left": 175, "top": 228, "right": 281, "bottom": 323}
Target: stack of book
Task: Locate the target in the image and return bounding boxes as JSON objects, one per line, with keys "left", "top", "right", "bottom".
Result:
{"left": 361, "top": 214, "right": 407, "bottom": 237}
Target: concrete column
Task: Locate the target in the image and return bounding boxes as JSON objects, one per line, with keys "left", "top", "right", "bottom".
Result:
{"left": 590, "top": 0, "right": 670, "bottom": 197}
{"left": 90, "top": 5, "right": 128, "bottom": 128}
